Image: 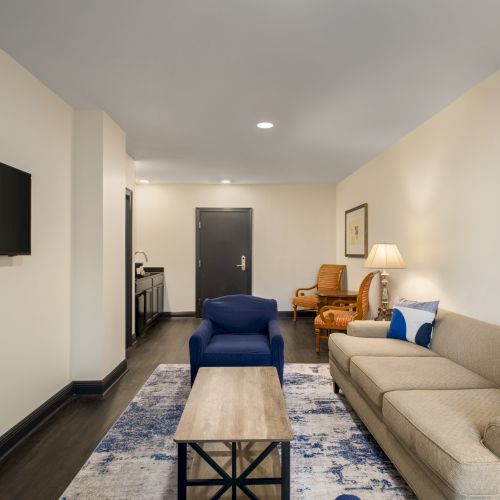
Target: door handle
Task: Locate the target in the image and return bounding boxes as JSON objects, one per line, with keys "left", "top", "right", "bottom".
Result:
{"left": 236, "top": 255, "right": 246, "bottom": 271}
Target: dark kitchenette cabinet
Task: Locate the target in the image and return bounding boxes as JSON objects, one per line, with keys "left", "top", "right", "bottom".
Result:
{"left": 136, "top": 271, "right": 164, "bottom": 337}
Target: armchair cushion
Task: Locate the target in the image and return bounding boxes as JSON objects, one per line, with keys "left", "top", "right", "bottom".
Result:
{"left": 203, "top": 295, "right": 277, "bottom": 334}
{"left": 203, "top": 334, "right": 271, "bottom": 366}
{"left": 315, "top": 309, "right": 357, "bottom": 329}
{"left": 292, "top": 294, "right": 319, "bottom": 309}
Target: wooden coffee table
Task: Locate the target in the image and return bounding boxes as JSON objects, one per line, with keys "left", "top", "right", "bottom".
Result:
{"left": 174, "top": 366, "right": 294, "bottom": 499}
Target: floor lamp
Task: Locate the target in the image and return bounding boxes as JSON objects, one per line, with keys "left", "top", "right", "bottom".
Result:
{"left": 364, "top": 243, "right": 406, "bottom": 320}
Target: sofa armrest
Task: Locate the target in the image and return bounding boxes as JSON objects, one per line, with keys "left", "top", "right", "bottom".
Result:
{"left": 484, "top": 417, "right": 500, "bottom": 457}
{"left": 189, "top": 319, "right": 214, "bottom": 384}
{"left": 268, "top": 319, "right": 284, "bottom": 385}
{"left": 347, "top": 320, "right": 390, "bottom": 338}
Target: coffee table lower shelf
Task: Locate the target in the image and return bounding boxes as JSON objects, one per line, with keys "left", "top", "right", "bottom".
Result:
{"left": 177, "top": 440, "right": 290, "bottom": 500}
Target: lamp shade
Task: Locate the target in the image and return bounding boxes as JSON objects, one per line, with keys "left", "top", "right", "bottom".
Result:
{"left": 364, "top": 243, "right": 406, "bottom": 269}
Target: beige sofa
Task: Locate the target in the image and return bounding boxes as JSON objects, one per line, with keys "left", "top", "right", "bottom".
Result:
{"left": 328, "top": 309, "right": 500, "bottom": 499}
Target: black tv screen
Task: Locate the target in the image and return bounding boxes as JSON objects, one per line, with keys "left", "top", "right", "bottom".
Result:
{"left": 0, "top": 162, "right": 31, "bottom": 256}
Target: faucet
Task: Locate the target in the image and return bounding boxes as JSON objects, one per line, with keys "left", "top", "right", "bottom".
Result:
{"left": 134, "top": 251, "right": 149, "bottom": 263}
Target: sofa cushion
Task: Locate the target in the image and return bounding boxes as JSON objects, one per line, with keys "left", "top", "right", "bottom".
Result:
{"left": 328, "top": 333, "right": 437, "bottom": 373}
{"left": 383, "top": 389, "right": 500, "bottom": 496}
{"left": 350, "top": 356, "right": 496, "bottom": 408}
{"left": 203, "top": 334, "right": 271, "bottom": 365}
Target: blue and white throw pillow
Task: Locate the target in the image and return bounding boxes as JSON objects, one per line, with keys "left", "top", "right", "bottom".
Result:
{"left": 393, "top": 296, "right": 439, "bottom": 314}
{"left": 387, "top": 297, "right": 439, "bottom": 348}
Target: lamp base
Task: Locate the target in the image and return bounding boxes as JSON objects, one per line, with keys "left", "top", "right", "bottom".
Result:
{"left": 375, "top": 307, "right": 393, "bottom": 321}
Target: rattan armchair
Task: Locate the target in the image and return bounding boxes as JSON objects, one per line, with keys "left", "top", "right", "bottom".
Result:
{"left": 313, "top": 272, "right": 376, "bottom": 353}
{"left": 292, "top": 264, "right": 346, "bottom": 321}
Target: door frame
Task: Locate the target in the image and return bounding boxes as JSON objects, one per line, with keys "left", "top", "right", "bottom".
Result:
{"left": 125, "top": 188, "right": 134, "bottom": 348}
{"left": 195, "top": 207, "right": 253, "bottom": 316}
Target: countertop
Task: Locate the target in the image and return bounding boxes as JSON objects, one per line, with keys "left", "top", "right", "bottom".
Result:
{"left": 136, "top": 271, "right": 162, "bottom": 280}
{"left": 135, "top": 267, "right": 165, "bottom": 282}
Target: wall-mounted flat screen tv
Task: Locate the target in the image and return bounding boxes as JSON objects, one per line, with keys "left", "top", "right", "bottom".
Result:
{"left": 0, "top": 162, "right": 31, "bottom": 256}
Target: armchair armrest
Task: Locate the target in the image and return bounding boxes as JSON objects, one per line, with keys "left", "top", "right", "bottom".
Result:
{"left": 189, "top": 319, "right": 214, "bottom": 384}
{"left": 295, "top": 284, "right": 317, "bottom": 297}
{"left": 347, "top": 320, "right": 389, "bottom": 338}
{"left": 329, "top": 299, "right": 357, "bottom": 307}
{"left": 268, "top": 319, "right": 284, "bottom": 385}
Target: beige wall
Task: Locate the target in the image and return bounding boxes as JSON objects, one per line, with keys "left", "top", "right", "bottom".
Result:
{"left": 135, "top": 184, "right": 336, "bottom": 311}
{"left": 2, "top": 38, "right": 499, "bottom": 442}
{"left": 126, "top": 155, "right": 136, "bottom": 335}
{"left": 126, "top": 155, "right": 136, "bottom": 191}
{"left": 102, "top": 114, "right": 127, "bottom": 374}
{"left": 71, "top": 110, "right": 126, "bottom": 380}
{"left": 71, "top": 110, "right": 104, "bottom": 380}
{"left": 335, "top": 70, "right": 500, "bottom": 325}
{"left": 0, "top": 49, "right": 73, "bottom": 435}
{"left": 0, "top": 49, "right": 128, "bottom": 437}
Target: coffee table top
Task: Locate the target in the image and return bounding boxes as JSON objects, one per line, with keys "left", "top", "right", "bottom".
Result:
{"left": 174, "top": 367, "right": 293, "bottom": 443}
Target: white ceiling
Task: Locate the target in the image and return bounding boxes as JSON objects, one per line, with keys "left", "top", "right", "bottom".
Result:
{"left": 1, "top": 1, "right": 500, "bottom": 184}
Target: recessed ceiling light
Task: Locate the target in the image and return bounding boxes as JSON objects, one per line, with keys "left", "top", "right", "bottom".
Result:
{"left": 257, "top": 122, "right": 274, "bottom": 129}
{"left": 138, "top": 179, "right": 150, "bottom": 184}
{"left": 221, "top": 179, "right": 231, "bottom": 184}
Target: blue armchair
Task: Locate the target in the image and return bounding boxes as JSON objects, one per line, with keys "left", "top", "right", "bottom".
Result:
{"left": 189, "top": 295, "right": 284, "bottom": 386}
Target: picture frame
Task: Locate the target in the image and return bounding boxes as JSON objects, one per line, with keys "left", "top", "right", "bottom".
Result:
{"left": 345, "top": 203, "right": 368, "bottom": 258}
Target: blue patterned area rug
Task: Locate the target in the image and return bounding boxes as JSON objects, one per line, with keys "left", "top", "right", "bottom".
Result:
{"left": 62, "top": 364, "right": 414, "bottom": 499}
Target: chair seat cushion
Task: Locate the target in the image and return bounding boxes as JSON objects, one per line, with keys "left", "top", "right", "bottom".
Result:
{"left": 328, "top": 333, "right": 438, "bottom": 373}
{"left": 383, "top": 389, "right": 500, "bottom": 496}
{"left": 314, "top": 310, "right": 356, "bottom": 329}
{"left": 203, "top": 334, "right": 271, "bottom": 366}
{"left": 351, "top": 356, "right": 496, "bottom": 408}
{"left": 293, "top": 295, "right": 319, "bottom": 308}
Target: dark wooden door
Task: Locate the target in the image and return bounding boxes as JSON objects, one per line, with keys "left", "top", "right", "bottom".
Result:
{"left": 196, "top": 208, "right": 252, "bottom": 316}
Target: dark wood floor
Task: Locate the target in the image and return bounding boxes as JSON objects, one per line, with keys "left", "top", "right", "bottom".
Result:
{"left": 0, "top": 316, "right": 327, "bottom": 500}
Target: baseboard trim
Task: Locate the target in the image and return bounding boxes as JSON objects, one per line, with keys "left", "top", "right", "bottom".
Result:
{"left": 74, "top": 359, "right": 128, "bottom": 397}
{"left": 160, "top": 311, "right": 196, "bottom": 318}
{"left": 278, "top": 310, "right": 316, "bottom": 318}
{"left": 161, "top": 311, "right": 314, "bottom": 319}
{"left": 0, "top": 382, "right": 74, "bottom": 461}
{"left": 0, "top": 359, "right": 128, "bottom": 461}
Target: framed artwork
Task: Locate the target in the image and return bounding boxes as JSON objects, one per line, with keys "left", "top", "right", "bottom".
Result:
{"left": 345, "top": 203, "right": 368, "bottom": 258}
